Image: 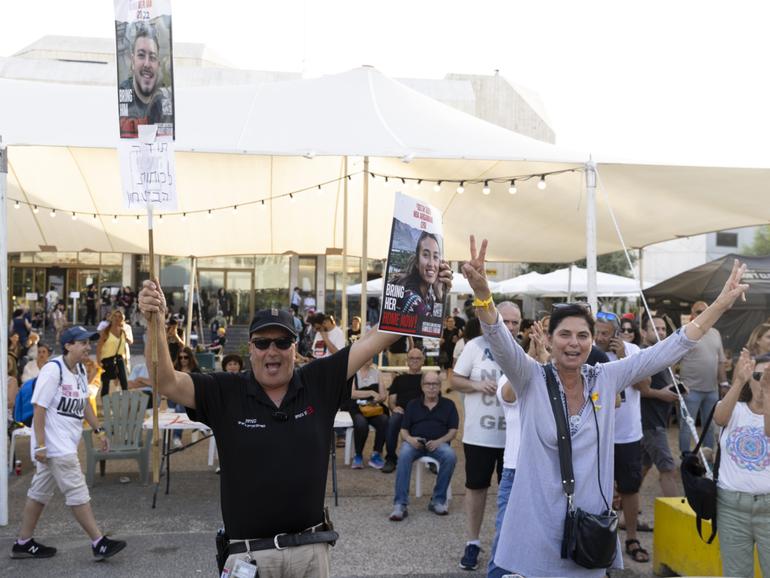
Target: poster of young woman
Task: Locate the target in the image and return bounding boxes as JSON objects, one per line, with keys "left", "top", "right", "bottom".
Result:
{"left": 378, "top": 192, "right": 447, "bottom": 338}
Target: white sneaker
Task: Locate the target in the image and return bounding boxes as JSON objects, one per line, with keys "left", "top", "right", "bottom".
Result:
{"left": 172, "top": 438, "right": 183, "bottom": 449}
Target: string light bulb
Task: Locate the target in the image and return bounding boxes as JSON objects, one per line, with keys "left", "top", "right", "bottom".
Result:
{"left": 433, "top": 181, "right": 442, "bottom": 192}
{"left": 508, "top": 180, "right": 517, "bottom": 194}
{"left": 71, "top": 212, "right": 77, "bottom": 220}
{"left": 14, "top": 200, "right": 20, "bottom": 209}
{"left": 482, "top": 181, "right": 491, "bottom": 195}
{"left": 49, "top": 209, "right": 56, "bottom": 218}
{"left": 92, "top": 213, "right": 97, "bottom": 220}
{"left": 33, "top": 205, "right": 39, "bottom": 214}
{"left": 414, "top": 179, "right": 422, "bottom": 190}
{"left": 136, "top": 215, "right": 141, "bottom": 224}
{"left": 207, "top": 210, "right": 213, "bottom": 219}
{"left": 181, "top": 213, "right": 187, "bottom": 222}
{"left": 233, "top": 205, "right": 238, "bottom": 212}
{"left": 456, "top": 182, "right": 465, "bottom": 194}
{"left": 112, "top": 215, "right": 118, "bottom": 223}
{"left": 537, "top": 175, "right": 547, "bottom": 190}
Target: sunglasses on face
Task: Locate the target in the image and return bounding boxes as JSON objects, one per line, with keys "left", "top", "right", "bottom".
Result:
{"left": 250, "top": 337, "right": 294, "bottom": 350}
{"left": 621, "top": 327, "right": 634, "bottom": 333}
{"left": 595, "top": 311, "right": 620, "bottom": 323}
{"left": 752, "top": 371, "right": 765, "bottom": 381}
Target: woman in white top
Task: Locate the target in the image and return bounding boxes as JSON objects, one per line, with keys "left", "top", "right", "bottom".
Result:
{"left": 713, "top": 348, "right": 770, "bottom": 577}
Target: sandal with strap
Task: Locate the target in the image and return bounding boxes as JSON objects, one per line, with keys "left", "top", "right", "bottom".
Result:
{"left": 625, "top": 539, "right": 650, "bottom": 563}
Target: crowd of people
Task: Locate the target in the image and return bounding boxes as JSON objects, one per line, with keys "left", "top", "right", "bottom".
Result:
{"left": 6, "top": 249, "right": 770, "bottom": 577}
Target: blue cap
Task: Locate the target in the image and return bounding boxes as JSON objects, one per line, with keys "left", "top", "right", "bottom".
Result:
{"left": 60, "top": 325, "right": 99, "bottom": 349}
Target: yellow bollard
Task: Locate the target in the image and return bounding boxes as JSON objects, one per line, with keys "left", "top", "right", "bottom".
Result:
{"left": 653, "top": 497, "right": 761, "bottom": 577}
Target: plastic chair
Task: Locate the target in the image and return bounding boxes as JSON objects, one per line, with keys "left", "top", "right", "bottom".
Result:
{"left": 414, "top": 456, "right": 452, "bottom": 500}
{"left": 83, "top": 390, "right": 151, "bottom": 486}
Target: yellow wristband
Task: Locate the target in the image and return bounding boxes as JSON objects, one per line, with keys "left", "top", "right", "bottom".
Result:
{"left": 472, "top": 296, "right": 494, "bottom": 308}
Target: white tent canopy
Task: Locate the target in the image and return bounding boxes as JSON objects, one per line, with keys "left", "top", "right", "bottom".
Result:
{"left": 520, "top": 265, "right": 649, "bottom": 297}
{"left": 3, "top": 67, "right": 770, "bottom": 261}
{"left": 494, "top": 271, "right": 545, "bottom": 294}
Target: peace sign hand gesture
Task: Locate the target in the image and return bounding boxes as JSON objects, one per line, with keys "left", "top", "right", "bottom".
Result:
{"left": 461, "top": 235, "right": 492, "bottom": 301}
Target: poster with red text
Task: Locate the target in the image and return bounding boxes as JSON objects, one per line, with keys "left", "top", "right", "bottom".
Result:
{"left": 378, "top": 192, "right": 447, "bottom": 338}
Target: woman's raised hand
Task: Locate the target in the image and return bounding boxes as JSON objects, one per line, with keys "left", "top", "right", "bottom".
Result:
{"left": 714, "top": 259, "right": 749, "bottom": 311}
{"left": 732, "top": 348, "right": 755, "bottom": 385}
{"left": 461, "top": 235, "right": 491, "bottom": 300}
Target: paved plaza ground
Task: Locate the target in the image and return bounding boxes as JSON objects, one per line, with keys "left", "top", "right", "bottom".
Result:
{"left": 2, "top": 370, "right": 671, "bottom": 577}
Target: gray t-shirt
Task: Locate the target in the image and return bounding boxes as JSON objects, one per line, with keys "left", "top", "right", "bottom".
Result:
{"left": 481, "top": 315, "right": 696, "bottom": 577}
{"left": 678, "top": 328, "right": 725, "bottom": 392}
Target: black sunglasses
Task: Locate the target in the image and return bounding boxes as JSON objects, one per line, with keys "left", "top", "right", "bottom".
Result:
{"left": 620, "top": 327, "right": 635, "bottom": 333}
{"left": 250, "top": 337, "right": 294, "bottom": 350}
{"left": 752, "top": 371, "right": 765, "bottom": 381}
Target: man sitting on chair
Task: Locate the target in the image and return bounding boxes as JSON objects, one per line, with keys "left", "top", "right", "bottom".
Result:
{"left": 389, "top": 371, "right": 458, "bottom": 521}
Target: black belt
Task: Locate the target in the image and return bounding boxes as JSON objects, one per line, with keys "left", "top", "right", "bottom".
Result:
{"left": 228, "top": 527, "right": 338, "bottom": 554}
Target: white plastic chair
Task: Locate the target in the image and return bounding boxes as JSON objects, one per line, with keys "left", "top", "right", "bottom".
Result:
{"left": 414, "top": 456, "right": 451, "bottom": 500}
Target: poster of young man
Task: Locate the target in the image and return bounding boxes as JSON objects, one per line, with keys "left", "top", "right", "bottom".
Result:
{"left": 379, "top": 192, "right": 447, "bottom": 338}
{"left": 114, "top": 0, "right": 175, "bottom": 139}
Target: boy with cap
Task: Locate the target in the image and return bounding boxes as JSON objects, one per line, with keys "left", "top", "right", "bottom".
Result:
{"left": 11, "top": 326, "right": 127, "bottom": 561}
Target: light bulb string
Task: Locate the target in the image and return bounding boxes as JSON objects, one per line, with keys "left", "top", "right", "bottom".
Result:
{"left": 7, "top": 167, "right": 579, "bottom": 219}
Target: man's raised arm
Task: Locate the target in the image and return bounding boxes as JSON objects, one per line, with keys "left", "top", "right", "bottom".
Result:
{"left": 138, "top": 279, "right": 196, "bottom": 408}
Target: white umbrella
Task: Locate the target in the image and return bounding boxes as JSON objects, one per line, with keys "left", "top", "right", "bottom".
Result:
{"left": 527, "top": 266, "right": 647, "bottom": 297}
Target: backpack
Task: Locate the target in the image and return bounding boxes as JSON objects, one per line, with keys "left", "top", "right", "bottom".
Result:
{"left": 13, "top": 360, "right": 64, "bottom": 426}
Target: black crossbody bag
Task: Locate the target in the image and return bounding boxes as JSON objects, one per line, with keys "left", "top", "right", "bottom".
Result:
{"left": 544, "top": 364, "right": 618, "bottom": 569}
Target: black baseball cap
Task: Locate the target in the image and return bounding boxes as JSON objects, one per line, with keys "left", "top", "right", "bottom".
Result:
{"left": 249, "top": 308, "right": 297, "bottom": 338}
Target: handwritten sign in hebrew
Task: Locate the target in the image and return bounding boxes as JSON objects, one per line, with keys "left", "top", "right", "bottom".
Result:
{"left": 119, "top": 137, "right": 177, "bottom": 210}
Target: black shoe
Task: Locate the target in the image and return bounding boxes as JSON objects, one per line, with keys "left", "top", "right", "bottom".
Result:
{"left": 428, "top": 462, "right": 438, "bottom": 475}
{"left": 381, "top": 459, "right": 397, "bottom": 474}
{"left": 92, "top": 536, "right": 126, "bottom": 560}
{"left": 10, "top": 538, "right": 57, "bottom": 559}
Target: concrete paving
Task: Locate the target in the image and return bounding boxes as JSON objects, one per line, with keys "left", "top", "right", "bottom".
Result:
{"left": 2, "top": 382, "right": 665, "bottom": 577}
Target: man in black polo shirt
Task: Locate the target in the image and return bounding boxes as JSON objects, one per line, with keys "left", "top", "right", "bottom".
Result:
{"left": 382, "top": 348, "right": 426, "bottom": 473}
{"left": 137, "top": 266, "right": 453, "bottom": 578}
{"left": 389, "top": 371, "right": 459, "bottom": 521}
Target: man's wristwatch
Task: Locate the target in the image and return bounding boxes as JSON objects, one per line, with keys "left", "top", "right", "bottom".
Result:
{"left": 93, "top": 427, "right": 105, "bottom": 435}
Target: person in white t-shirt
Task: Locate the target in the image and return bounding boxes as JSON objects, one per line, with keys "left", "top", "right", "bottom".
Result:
{"left": 452, "top": 301, "right": 520, "bottom": 572}
{"left": 310, "top": 313, "right": 346, "bottom": 359}
{"left": 20, "top": 343, "right": 51, "bottom": 383}
{"left": 713, "top": 349, "right": 770, "bottom": 577}
{"left": 595, "top": 311, "right": 650, "bottom": 563}
{"left": 11, "top": 326, "right": 127, "bottom": 561}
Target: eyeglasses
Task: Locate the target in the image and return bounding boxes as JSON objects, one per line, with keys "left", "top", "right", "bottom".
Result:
{"left": 250, "top": 337, "right": 295, "bottom": 350}
{"left": 423, "top": 381, "right": 442, "bottom": 387}
{"left": 752, "top": 371, "right": 765, "bottom": 381}
{"left": 596, "top": 311, "right": 620, "bottom": 323}
{"left": 620, "top": 327, "right": 635, "bottom": 333}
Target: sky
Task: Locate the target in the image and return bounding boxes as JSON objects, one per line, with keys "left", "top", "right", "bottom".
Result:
{"left": 2, "top": 0, "right": 770, "bottom": 167}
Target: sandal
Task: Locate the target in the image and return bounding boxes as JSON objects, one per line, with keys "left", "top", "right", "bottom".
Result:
{"left": 618, "top": 520, "right": 654, "bottom": 532}
{"left": 625, "top": 539, "right": 649, "bottom": 563}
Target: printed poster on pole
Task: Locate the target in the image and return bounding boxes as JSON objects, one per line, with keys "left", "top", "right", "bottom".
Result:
{"left": 378, "top": 192, "right": 447, "bottom": 339}
{"left": 115, "top": 0, "right": 177, "bottom": 211}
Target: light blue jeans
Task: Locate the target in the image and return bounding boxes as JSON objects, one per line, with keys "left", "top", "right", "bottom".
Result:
{"left": 393, "top": 441, "right": 456, "bottom": 506}
{"left": 717, "top": 487, "right": 770, "bottom": 577}
{"left": 678, "top": 389, "right": 718, "bottom": 453}
{"left": 488, "top": 468, "right": 516, "bottom": 578}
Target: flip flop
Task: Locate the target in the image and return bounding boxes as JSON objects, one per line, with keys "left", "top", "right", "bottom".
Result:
{"left": 625, "top": 539, "right": 650, "bottom": 563}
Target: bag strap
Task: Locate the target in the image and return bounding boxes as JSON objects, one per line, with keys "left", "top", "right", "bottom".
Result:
{"left": 544, "top": 364, "right": 575, "bottom": 498}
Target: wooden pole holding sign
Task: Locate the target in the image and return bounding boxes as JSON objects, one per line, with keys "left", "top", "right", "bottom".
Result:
{"left": 147, "top": 205, "right": 160, "bottom": 484}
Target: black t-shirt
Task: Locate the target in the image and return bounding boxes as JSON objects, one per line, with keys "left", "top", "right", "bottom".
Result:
{"left": 402, "top": 396, "right": 459, "bottom": 440}
{"left": 388, "top": 373, "right": 423, "bottom": 410}
{"left": 388, "top": 336, "right": 408, "bottom": 354}
{"left": 187, "top": 348, "right": 351, "bottom": 539}
{"left": 641, "top": 354, "right": 673, "bottom": 429}
{"left": 441, "top": 328, "right": 461, "bottom": 358}
{"left": 586, "top": 345, "right": 610, "bottom": 366}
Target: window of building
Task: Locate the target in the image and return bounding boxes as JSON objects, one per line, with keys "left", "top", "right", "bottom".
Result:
{"left": 716, "top": 232, "right": 738, "bottom": 247}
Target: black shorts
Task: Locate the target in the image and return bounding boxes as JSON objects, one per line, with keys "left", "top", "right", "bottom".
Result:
{"left": 614, "top": 440, "right": 643, "bottom": 494}
{"left": 463, "top": 443, "right": 504, "bottom": 490}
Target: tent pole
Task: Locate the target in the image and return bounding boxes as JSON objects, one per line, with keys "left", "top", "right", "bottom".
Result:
{"left": 0, "top": 137, "right": 9, "bottom": 526}
{"left": 361, "top": 157, "right": 369, "bottom": 334}
{"left": 341, "top": 157, "right": 349, "bottom": 338}
{"left": 567, "top": 264, "right": 574, "bottom": 302}
{"left": 186, "top": 256, "right": 196, "bottom": 344}
{"left": 585, "top": 160, "right": 598, "bottom": 313}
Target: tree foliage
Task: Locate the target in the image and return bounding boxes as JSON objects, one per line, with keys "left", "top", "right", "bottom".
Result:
{"left": 741, "top": 225, "right": 770, "bottom": 256}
